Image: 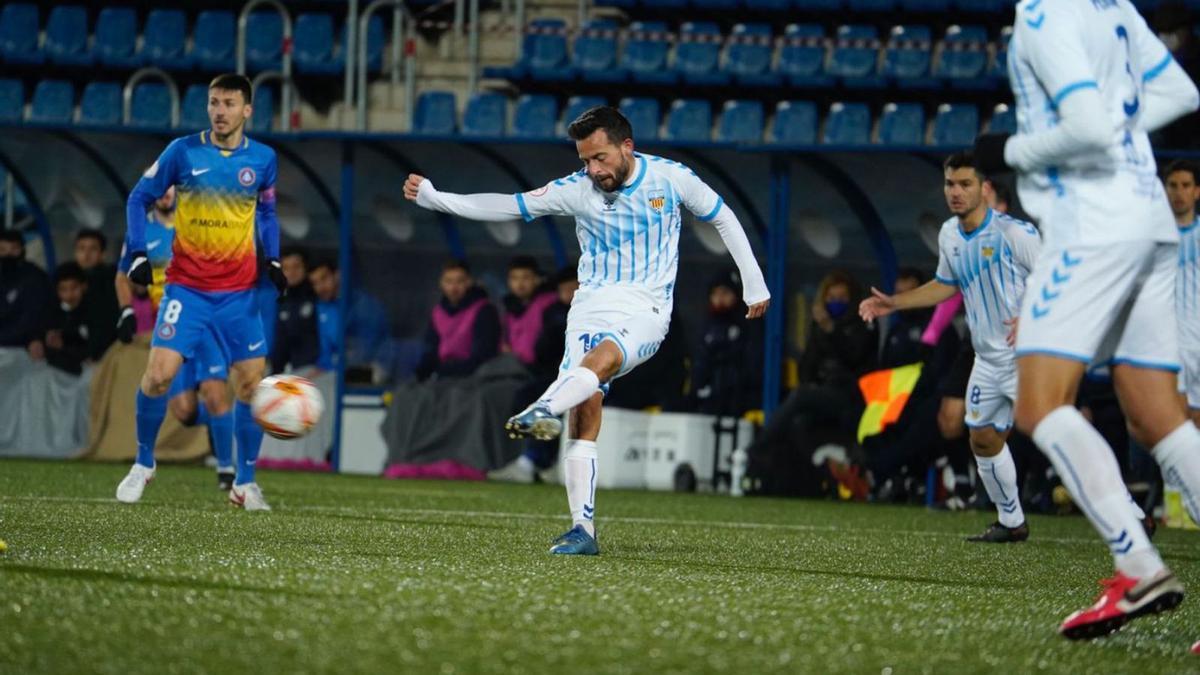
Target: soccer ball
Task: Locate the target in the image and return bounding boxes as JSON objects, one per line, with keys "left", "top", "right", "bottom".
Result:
{"left": 252, "top": 375, "right": 324, "bottom": 440}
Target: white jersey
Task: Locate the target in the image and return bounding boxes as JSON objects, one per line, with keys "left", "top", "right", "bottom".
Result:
{"left": 514, "top": 153, "right": 724, "bottom": 306}
{"left": 935, "top": 209, "right": 1042, "bottom": 363}
{"left": 1180, "top": 217, "right": 1200, "bottom": 348}
{"left": 1008, "top": 0, "right": 1177, "bottom": 246}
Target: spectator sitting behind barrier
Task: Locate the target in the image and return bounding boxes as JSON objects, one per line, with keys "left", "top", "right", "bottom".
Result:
{"left": 272, "top": 247, "right": 320, "bottom": 374}
{"left": 692, "top": 267, "right": 764, "bottom": 417}
{"left": 45, "top": 262, "right": 94, "bottom": 375}
{"left": 501, "top": 255, "right": 558, "bottom": 368}
{"left": 415, "top": 260, "right": 500, "bottom": 381}
{"left": 742, "top": 269, "right": 877, "bottom": 495}
{"left": 308, "top": 258, "right": 390, "bottom": 377}
{"left": 73, "top": 228, "right": 119, "bottom": 357}
{"left": 0, "top": 229, "right": 52, "bottom": 360}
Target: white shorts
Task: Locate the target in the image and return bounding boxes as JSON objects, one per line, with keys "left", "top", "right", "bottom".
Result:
{"left": 1181, "top": 349, "right": 1200, "bottom": 410}
{"left": 964, "top": 356, "right": 1017, "bottom": 431}
{"left": 560, "top": 286, "right": 671, "bottom": 390}
{"left": 1016, "top": 240, "right": 1180, "bottom": 373}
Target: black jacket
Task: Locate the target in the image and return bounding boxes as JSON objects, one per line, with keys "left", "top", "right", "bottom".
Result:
{"left": 799, "top": 314, "right": 877, "bottom": 388}
{"left": 82, "top": 263, "right": 118, "bottom": 359}
{"left": 46, "top": 304, "right": 91, "bottom": 375}
{"left": 271, "top": 282, "right": 321, "bottom": 373}
{"left": 692, "top": 307, "right": 764, "bottom": 416}
{"left": 532, "top": 300, "right": 569, "bottom": 376}
{"left": 0, "top": 259, "right": 53, "bottom": 348}
{"left": 415, "top": 286, "right": 500, "bottom": 381}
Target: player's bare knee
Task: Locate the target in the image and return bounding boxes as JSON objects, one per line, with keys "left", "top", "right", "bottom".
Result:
{"left": 937, "top": 402, "right": 964, "bottom": 440}
{"left": 168, "top": 395, "right": 196, "bottom": 424}
{"left": 141, "top": 369, "right": 172, "bottom": 397}
{"left": 968, "top": 428, "right": 1003, "bottom": 457}
{"left": 201, "top": 383, "right": 231, "bottom": 416}
{"left": 581, "top": 344, "right": 621, "bottom": 382}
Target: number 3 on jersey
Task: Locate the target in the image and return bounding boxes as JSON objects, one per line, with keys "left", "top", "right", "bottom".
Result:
{"left": 1115, "top": 25, "right": 1139, "bottom": 118}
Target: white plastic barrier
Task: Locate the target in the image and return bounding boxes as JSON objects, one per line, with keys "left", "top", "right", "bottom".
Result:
{"left": 339, "top": 392, "right": 390, "bottom": 475}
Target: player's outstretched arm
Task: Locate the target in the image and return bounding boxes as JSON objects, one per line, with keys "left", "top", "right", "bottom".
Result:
{"left": 403, "top": 173, "right": 528, "bottom": 222}
{"left": 699, "top": 204, "right": 770, "bottom": 319}
{"left": 859, "top": 280, "right": 957, "bottom": 323}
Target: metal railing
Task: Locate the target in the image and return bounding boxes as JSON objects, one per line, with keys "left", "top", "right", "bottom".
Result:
{"left": 122, "top": 67, "right": 180, "bottom": 127}
{"left": 250, "top": 72, "right": 298, "bottom": 132}
{"left": 236, "top": 0, "right": 295, "bottom": 130}
{"left": 356, "top": 0, "right": 417, "bottom": 131}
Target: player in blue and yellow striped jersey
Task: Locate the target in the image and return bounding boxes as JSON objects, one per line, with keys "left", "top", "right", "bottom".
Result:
{"left": 116, "top": 74, "right": 286, "bottom": 511}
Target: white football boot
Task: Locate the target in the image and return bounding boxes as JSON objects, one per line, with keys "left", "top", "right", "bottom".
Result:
{"left": 229, "top": 483, "right": 272, "bottom": 511}
{"left": 116, "top": 464, "right": 155, "bottom": 504}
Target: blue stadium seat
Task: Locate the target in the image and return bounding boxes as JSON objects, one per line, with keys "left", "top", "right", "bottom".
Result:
{"left": 778, "top": 24, "right": 833, "bottom": 88}
{"left": 0, "top": 3, "right": 41, "bottom": 64}
{"left": 619, "top": 97, "right": 660, "bottom": 140}
{"left": 294, "top": 13, "right": 339, "bottom": 75}
{"left": 29, "top": 80, "right": 73, "bottom": 124}
{"left": 771, "top": 100, "right": 817, "bottom": 145}
{"left": 574, "top": 19, "right": 622, "bottom": 83}
{"left": 351, "top": 16, "right": 387, "bottom": 73}
{"left": 193, "top": 10, "right": 236, "bottom": 72}
{"left": 142, "top": 9, "right": 190, "bottom": 70}
{"left": 250, "top": 86, "right": 273, "bottom": 132}
{"left": 991, "top": 26, "right": 1012, "bottom": 80}
{"left": 512, "top": 94, "right": 557, "bottom": 138}
{"left": 717, "top": 100, "right": 764, "bottom": 143}
{"left": 665, "top": 99, "right": 712, "bottom": 142}
{"left": 793, "top": 0, "right": 841, "bottom": 9}
{"left": 746, "top": 0, "right": 791, "bottom": 9}
{"left": 931, "top": 103, "right": 979, "bottom": 146}
{"left": 180, "top": 85, "right": 209, "bottom": 130}
{"left": 822, "top": 102, "right": 870, "bottom": 145}
{"left": 988, "top": 103, "right": 1015, "bottom": 134}
{"left": 245, "top": 12, "right": 283, "bottom": 72}
{"left": 95, "top": 8, "right": 139, "bottom": 68}
{"left": 828, "top": 25, "right": 882, "bottom": 86}
{"left": 848, "top": 0, "right": 896, "bottom": 10}
{"left": 623, "top": 22, "right": 676, "bottom": 85}
{"left": 877, "top": 102, "right": 924, "bottom": 145}
{"left": 129, "top": 83, "right": 171, "bottom": 128}
{"left": 900, "top": 0, "right": 949, "bottom": 9}
{"left": 562, "top": 96, "right": 606, "bottom": 130}
{"left": 953, "top": 0, "right": 1002, "bottom": 11}
{"left": 412, "top": 91, "right": 456, "bottom": 135}
{"left": 882, "top": 25, "right": 939, "bottom": 88}
{"left": 78, "top": 82, "right": 121, "bottom": 126}
{"left": 0, "top": 79, "right": 23, "bottom": 122}
{"left": 676, "top": 22, "right": 730, "bottom": 86}
{"left": 725, "top": 24, "right": 781, "bottom": 87}
{"left": 523, "top": 19, "right": 570, "bottom": 81}
{"left": 936, "top": 25, "right": 988, "bottom": 80}
{"left": 45, "top": 5, "right": 91, "bottom": 66}
{"left": 462, "top": 92, "right": 507, "bottom": 137}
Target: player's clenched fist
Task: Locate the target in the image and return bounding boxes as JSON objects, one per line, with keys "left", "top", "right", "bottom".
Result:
{"left": 403, "top": 174, "right": 426, "bottom": 201}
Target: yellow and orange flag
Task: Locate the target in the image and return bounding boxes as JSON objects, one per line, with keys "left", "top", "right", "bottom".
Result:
{"left": 856, "top": 363, "right": 923, "bottom": 443}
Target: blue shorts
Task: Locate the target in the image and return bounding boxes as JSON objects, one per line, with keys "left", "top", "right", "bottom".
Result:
{"left": 152, "top": 284, "right": 267, "bottom": 365}
{"left": 167, "top": 334, "right": 229, "bottom": 398}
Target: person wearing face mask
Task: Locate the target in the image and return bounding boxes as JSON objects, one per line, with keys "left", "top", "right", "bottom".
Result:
{"left": 0, "top": 230, "right": 53, "bottom": 360}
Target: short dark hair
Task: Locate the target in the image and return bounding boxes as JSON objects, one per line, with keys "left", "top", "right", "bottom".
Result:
{"left": 554, "top": 264, "right": 578, "bottom": 285}
{"left": 281, "top": 246, "right": 310, "bottom": 267}
{"left": 310, "top": 258, "right": 338, "bottom": 274}
{"left": 75, "top": 228, "right": 107, "bottom": 252}
{"left": 55, "top": 261, "right": 87, "bottom": 285}
{"left": 943, "top": 151, "right": 983, "bottom": 180}
{"left": 988, "top": 179, "right": 1013, "bottom": 208}
{"left": 209, "top": 74, "right": 253, "bottom": 105}
{"left": 1166, "top": 159, "right": 1200, "bottom": 184}
{"left": 507, "top": 255, "right": 541, "bottom": 275}
{"left": 443, "top": 259, "right": 470, "bottom": 275}
{"left": 567, "top": 106, "right": 633, "bottom": 145}
{"left": 896, "top": 266, "right": 928, "bottom": 286}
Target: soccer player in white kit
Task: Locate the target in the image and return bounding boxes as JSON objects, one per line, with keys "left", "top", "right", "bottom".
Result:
{"left": 1165, "top": 160, "right": 1200, "bottom": 426}
{"left": 860, "top": 152, "right": 1040, "bottom": 543}
{"left": 402, "top": 106, "right": 770, "bottom": 555}
{"left": 972, "top": 0, "right": 1200, "bottom": 639}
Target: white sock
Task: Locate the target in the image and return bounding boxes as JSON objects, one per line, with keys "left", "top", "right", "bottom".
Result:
{"left": 1152, "top": 421, "right": 1200, "bottom": 525}
{"left": 537, "top": 367, "right": 601, "bottom": 416}
{"left": 1032, "top": 406, "right": 1163, "bottom": 578}
{"left": 974, "top": 445, "right": 1025, "bottom": 528}
{"left": 563, "top": 439, "right": 597, "bottom": 537}
{"left": 1128, "top": 495, "right": 1146, "bottom": 521}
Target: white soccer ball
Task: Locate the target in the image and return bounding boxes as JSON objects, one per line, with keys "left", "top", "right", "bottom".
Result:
{"left": 252, "top": 374, "right": 324, "bottom": 440}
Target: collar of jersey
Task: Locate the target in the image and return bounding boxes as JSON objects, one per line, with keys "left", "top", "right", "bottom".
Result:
{"left": 619, "top": 154, "right": 648, "bottom": 196}
{"left": 199, "top": 130, "right": 250, "bottom": 152}
{"left": 1182, "top": 216, "right": 1200, "bottom": 233}
{"left": 958, "top": 207, "right": 993, "bottom": 241}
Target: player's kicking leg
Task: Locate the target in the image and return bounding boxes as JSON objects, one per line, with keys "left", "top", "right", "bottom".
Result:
{"left": 116, "top": 346, "right": 184, "bottom": 503}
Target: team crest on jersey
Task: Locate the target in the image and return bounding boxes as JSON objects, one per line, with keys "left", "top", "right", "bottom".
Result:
{"left": 602, "top": 196, "right": 617, "bottom": 211}
{"left": 647, "top": 189, "right": 665, "bottom": 212}
{"left": 982, "top": 246, "right": 994, "bottom": 258}
{"left": 238, "top": 167, "right": 256, "bottom": 186}
{"left": 157, "top": 323, "right": 175, "bottom": 340}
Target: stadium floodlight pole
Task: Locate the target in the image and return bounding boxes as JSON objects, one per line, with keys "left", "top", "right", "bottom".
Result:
{"left": 122, "top": 67, "right": 180, "bottom": 128}
{"left": 358, "top": 0, "right": 414, "bottom": 131}
{"left": 236, "top": 0, "right": 293, "bottom": 131}
{"left": 343, "top": 0, "right": 358, "bottom": 129}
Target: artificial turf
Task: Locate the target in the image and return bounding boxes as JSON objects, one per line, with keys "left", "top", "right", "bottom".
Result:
{"left": 1, "top": 458, "right": 1198, "bottom": 674}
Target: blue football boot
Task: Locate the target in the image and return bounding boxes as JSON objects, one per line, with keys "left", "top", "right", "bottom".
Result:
{"left": 549, "top": 524, "right": 599, "bottom": 555}
{"left": 505, "top": 404, "right": 563, "bottom": 441}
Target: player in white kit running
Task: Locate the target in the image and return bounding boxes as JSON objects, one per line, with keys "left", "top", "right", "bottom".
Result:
{"left": 860, "top": 152, "right": 1040, "bottom": 543}
{"left": 1165, "top": 160, "right": 1200, "bottom": 425}
{"left": 972, "top": 0, "right": 1200, "bottom": 640}
{"left": 403, "top": 106, "right": 770, "bottom": 555}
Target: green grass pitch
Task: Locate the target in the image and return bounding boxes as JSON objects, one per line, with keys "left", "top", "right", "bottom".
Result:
{"left": 2, "top": 459, "right": 1199, "bottom": 674}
